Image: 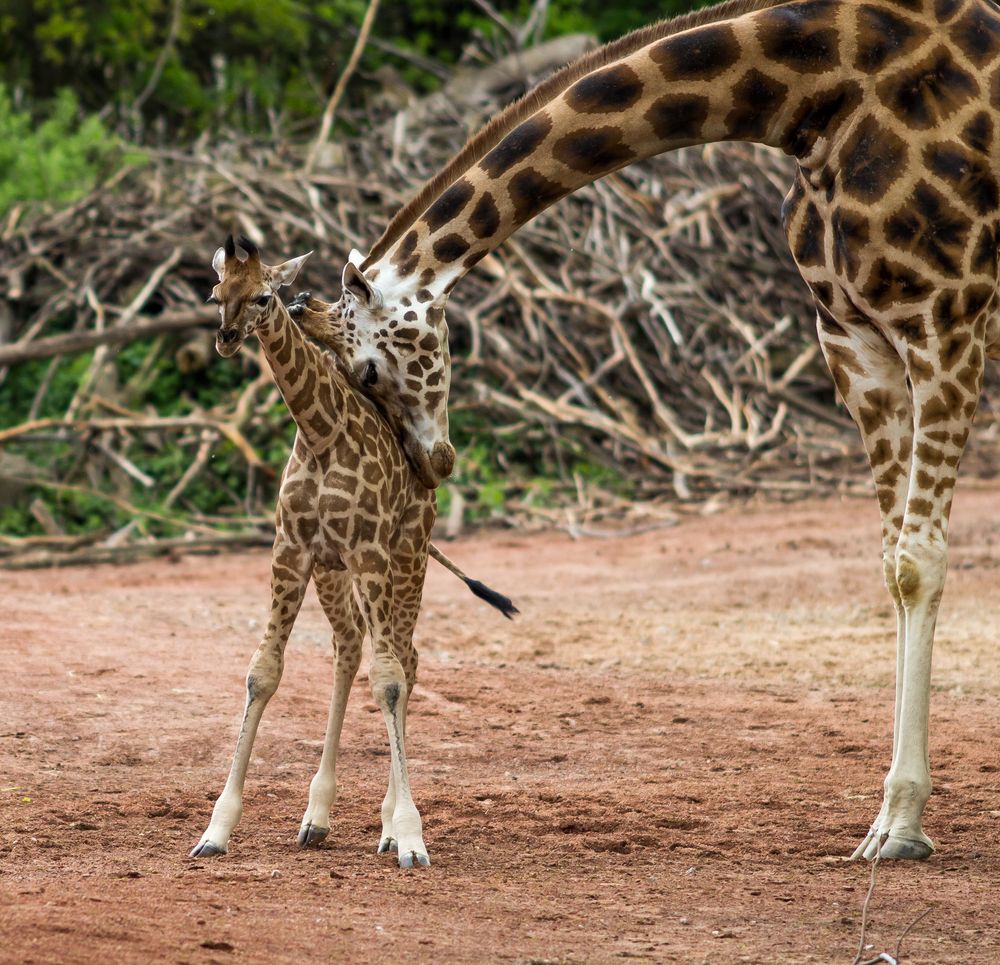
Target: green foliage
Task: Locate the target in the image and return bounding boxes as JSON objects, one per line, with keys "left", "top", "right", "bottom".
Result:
{"left": 0, "top": 0, "right": 708, "bottom": 136}
{"left": 437, "top": 403, "right": 635, "bottom": 525}
{"left": 0, "top": 84, "right": 140, "bottom": 217}
{"left": 0, "top": 1, "right": 701, "bottom": 538}
{"left": 1, "top": 0, "right": 380, "bottom": 134}
{"left": 544, "top": 0, "right": 706, "bottom": 40}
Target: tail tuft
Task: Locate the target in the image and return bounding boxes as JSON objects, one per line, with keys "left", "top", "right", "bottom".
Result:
{"left": 465, "top": 578, "right": 519, "bottom": 620}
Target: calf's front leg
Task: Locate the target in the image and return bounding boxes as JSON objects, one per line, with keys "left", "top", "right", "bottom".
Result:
{"left": 191, "top": 544, "right": 311, "bottom": 856}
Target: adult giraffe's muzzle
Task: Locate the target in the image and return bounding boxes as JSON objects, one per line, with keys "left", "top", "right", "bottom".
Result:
{"left": 402, "top": 434, "right": 455, "bottom": 491}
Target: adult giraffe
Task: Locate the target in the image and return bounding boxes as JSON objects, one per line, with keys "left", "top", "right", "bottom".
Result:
{"left": 302, "top": 0, "right": 1000, "bottom": 859}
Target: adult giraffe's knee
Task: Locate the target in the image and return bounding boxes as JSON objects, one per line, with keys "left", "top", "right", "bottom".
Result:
{"left": 881, "top": 552, "right": 903, "bottom": 609}
{"left": 894, "top": 531, "right": 948, "bottom": 611}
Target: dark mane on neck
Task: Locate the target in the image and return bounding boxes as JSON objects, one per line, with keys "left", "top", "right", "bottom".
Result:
{"left": 364, "top": 0, "right": 786, "bottom": 268}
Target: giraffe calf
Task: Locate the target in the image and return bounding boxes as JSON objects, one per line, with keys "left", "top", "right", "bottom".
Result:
{"left": 191, "top": 236, "right": 515, "bottom": 869}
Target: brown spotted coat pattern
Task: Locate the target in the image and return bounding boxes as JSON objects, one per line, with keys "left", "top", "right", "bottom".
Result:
{"left": 305, "top": 0, "right": 1000, "bottom": 862}
{"left": 191, "top": 240, "right": 435, "bottom": 868}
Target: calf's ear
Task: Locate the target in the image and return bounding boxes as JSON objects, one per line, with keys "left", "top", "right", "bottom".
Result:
{"left": 267, "top": 251, "right": 313, "bottom": 289}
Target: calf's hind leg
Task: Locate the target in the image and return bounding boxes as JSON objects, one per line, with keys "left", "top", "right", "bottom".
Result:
{"left": 191, "top": 544, "right": 311, "bottom": 857}
{"left": 355, "top": 547, "right": 429, "bottom": 869}
{"left": 377, "top": 548, "right": 425, "bottom": 856}
{"left": 298, "top": 563, "right": 365, "bottom": 848}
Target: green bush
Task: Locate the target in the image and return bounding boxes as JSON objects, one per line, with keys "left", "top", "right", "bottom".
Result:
{"left": 0, "top": 1, "right": 708, "bottom": 137}
{"left": 0, "top": 84, "right": 141, "bottom": 217}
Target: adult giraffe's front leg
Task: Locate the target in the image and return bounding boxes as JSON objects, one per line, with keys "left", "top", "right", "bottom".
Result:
{"left": 852, "top": 324, "right": 985, "bottom": 860}
{"left": 815, "top": 313, "right": 920, "bottom": 857}
{"left": 191, "top": 543, "right": 312, "bottom": 857}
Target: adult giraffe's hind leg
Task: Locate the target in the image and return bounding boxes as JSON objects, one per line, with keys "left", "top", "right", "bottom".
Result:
{"left": 819, "top": 313, "right": 912, "bottom": 744}
{"left": 191, "top": 543, "right": 312, "bottom": 857}
{"left": 297, "top": 563, "right": 365, "bottom": 848}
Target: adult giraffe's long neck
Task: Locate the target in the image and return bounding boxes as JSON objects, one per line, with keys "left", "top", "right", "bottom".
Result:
{"left": 255, "top": 301, "right": 350, "bottom": 454}
{"left": 369, "top": 0, "right": 858, "bottom": 297}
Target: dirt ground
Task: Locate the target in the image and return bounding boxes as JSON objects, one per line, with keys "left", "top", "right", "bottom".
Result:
{"left": 2, "top": 489, "right": 1000, "bottom": 964}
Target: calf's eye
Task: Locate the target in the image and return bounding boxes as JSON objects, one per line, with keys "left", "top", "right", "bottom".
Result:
{"left": 255, "top": 294, "right": 272, "bottom": 307}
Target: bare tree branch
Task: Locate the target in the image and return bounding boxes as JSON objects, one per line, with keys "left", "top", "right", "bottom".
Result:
{"left": 304, "top": 0, "right": 382, "bottom": 175}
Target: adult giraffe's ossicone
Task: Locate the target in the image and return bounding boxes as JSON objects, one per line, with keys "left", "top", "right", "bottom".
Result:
{"left": 309, "top": 0, "right": 1000, "bottom": 859}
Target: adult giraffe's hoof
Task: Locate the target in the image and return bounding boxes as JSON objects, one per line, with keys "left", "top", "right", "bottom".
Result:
{"left": 398, "top": 849, "right": 430, "bottom": 869}
{"left": 377, "top": 835, "right": 398, "bottom": 854}
{"left": 190, "top": 839, "right": 227, "bottom": 858}
{"left": 297, "top": 822, "right": 329, "bottom": 848}
{"left": 851, "top": 827, "right": 934, "bottom": 862}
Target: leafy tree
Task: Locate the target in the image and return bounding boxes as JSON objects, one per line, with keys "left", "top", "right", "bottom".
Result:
{"left": 0, "top": 84, "right": 140, "bottom": 216}
{"left": 0, "top": 0, "right": 708, "bottom": 137}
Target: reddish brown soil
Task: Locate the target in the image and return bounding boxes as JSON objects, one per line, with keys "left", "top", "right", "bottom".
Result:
{"left": 3, "top": 490, "right": 1000, "bottom": 964}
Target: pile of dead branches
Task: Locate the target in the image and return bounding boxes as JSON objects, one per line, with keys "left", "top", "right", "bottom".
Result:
{"left": 2, "top": 51, "right": 995, "bottom": 565}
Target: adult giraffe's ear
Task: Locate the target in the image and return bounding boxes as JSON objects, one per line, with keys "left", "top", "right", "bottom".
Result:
{"left": 267, "top": 251, "right": 312, "bottom": 289}
{"left": 212, "top": 246, "right": 227, "bottom": 281}
{"left": 342, "top": 261, "right": 381, "bottom": 308}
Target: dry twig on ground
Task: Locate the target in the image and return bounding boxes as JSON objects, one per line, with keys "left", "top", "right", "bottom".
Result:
{"left": 3, "top": 38, "right": 997, "bottom": 565}
{"left": 851, "top": 835, "right": 935, "bottom": 965}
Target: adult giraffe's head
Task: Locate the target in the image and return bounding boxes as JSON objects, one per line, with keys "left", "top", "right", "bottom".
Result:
{"left": 322, "top": 248, "right": 456, "bottom": 490}
{"left": 209, "top": 234, "right": 310, "bottom": 357}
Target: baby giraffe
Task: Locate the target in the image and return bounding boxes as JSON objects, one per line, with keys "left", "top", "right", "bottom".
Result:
{"left": 191, "top": 235, "right": 514, "bottom": 869}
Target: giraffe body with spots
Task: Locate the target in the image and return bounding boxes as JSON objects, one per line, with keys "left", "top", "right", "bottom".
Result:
{"left": 298, "top": 0, "right": 1000, "bottom": 861}
{"left": 191, "top": 235, "right": 515, "bottom": 868}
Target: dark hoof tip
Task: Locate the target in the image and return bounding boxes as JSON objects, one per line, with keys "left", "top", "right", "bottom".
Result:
{"left": 190, "top": 841, "right": 226, "bottom": 858}
{"left": 399, "top": 851, "right": 430, "bottom": 870}
{"left": 878, "top": 837, "right": 934, "bottom": 861}
{"left": 377, "top": 837, "right": 398, "bottom": 854}
{"left": 297, "top": 824, "right": 329, "bottom": 848}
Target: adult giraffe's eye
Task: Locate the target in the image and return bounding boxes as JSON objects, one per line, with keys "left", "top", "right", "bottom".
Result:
{"left": 254, "top": 293, "right": 272, "bottom": 307}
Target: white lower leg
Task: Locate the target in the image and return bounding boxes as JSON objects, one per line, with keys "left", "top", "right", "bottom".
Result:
{"left": 193, "top": 665, "right": 280, "bottom": 856}
{"left": 299, "top": 663, "right": 358, "bottom": 846}
{"left": 378, "top": 770, "right": 399, "bottom": 852}
{"left": 883, "top": 552, "right": 906, "bottom": 763}
{"left": 856, "top": 539, "right": 945, "bottom": 861}
{"left": 881, "top": 553, "right": 938, "bottom": 838}
{"left": 372, "top": 669, "right": 427, "bottom": 868}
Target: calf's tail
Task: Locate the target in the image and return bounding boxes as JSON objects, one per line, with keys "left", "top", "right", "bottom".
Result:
{"left": 428, "top": 544, "right": 519, "bottom": 620}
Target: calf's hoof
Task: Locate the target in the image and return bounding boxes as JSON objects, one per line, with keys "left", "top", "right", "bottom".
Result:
{"left": 399, "top": 849, "right": 431, "bottom": 869}
{"left": 190, "top": 839, "right": 227, "bottom": 858}
{"left": 297, "top": 822, "right": 330, "bottom": 848}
